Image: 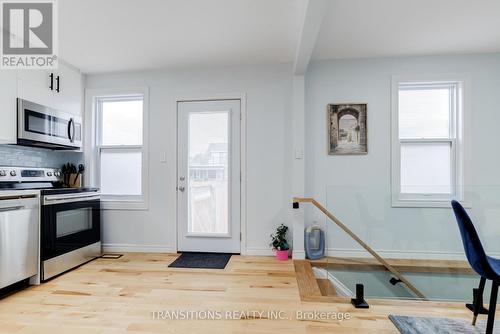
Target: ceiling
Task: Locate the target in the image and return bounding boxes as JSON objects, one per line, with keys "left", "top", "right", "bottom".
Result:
{"left": 312, "top": 0, "right": 500, "bottom": 60}
{"left": 58, "top": 0, "right": 500, "bottom": 74}
{"left": 59, "top": 0, "right": 304, "bottom": 73}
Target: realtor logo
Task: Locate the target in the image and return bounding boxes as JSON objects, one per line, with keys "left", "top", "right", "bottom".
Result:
{"left": 1, "top": 0, "right": 57, "bottom": 68}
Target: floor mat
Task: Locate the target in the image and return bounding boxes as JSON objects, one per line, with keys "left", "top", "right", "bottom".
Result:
{"left": 168, "top": 252, "right": 232, "bottom": 269}
{"left": 389, "top": 315, "right": 500, "bottom": 334}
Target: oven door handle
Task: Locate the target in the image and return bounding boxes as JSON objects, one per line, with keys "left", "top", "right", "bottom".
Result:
{"left": 43, "top": 194, "right": 100, "bottom": 206}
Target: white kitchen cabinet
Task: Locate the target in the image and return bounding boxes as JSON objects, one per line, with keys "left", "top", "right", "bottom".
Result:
{"left": 52, "top": 63, "right": 83, "bottom": 116}
{"left": 17, "top": 69, "right": 52, "bottom": 107}
{"left": 17, "top": 62, "right": 83, "bottom": 117}
{"left": 0, "top": 70, "right": 18, "bottom": 144}
{"left": 1, "top": 62, "right": 83, "bottom": 145}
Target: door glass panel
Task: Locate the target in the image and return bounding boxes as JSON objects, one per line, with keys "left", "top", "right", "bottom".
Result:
{"left": 56, "top": 208, "right": 93, "bottom": 238}
{"left": 188, "top": 112, "right": 229, "bottom": 234}
{"left": 25, "top": 110, "right": 51, "bottom": 135}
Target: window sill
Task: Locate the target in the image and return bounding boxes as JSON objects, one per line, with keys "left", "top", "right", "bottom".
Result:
{"left": 100, "top": 200, "right": 149, "bottom": 211}
{"left": 392, "top": 199, "right": 471, "bottom": 209}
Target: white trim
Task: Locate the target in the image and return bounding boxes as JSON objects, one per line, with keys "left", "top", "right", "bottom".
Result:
{"left": 291, "top": 75, "right": 306, "bottom": 260}
{"left": 102, "top": 243, "right": 176, "bottom": 253}
{"left": 100, "top": 245, "right": 500, "bottom": 262}
{"left": 293, "top": 0, "right": 328, "bottom": 75}
{"left": 391, "top": 73, "right": 470, "bottom": 208}
{"left": 325, "top": 247, "right": 500, "bottom": 261}
{"left": 244, "top": 247, "right": 302, "bottom": 258}
{"left": 84, "top": 87, "right": 150, "bottom": 211}
{"left": 99, "top": 200, "right": 149, "bottom": 211}
{"left": 292, "top": 249, "right": 306, "bottom": 260}
{"left": 244, "top": 247, "right": 274, "bottom": 256}
{"left": 185, "top": 232, "right": 232, "bottom": 238}
{"left": 172, "top": 93, "right": 247, "bottom": 255}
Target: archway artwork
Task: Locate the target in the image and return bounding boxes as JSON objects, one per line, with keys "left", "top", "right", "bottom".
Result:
{"left": 328, "top": 103, "right": 367, "bottom": 155}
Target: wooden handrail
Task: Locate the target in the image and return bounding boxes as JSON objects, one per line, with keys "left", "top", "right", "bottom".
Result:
{"left": 293, "top": 197, "right": 426, "bottom": 300}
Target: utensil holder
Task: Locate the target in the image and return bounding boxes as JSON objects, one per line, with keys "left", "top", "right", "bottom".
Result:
{"left": 68, "top": 173, "right": 82, "bottom": 188}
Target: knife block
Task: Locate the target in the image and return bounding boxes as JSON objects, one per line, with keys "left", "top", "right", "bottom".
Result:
{"left": 68, "top": 174, "right": 82, "bottom": 188}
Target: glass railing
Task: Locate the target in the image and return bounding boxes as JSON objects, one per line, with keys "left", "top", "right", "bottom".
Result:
{"left": 303, "top": 185, "right": 500, "bottom": 303}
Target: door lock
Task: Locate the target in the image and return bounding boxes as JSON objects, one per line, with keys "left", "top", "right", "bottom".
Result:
{"left": 179, "top": 176, "right": 185, "bottom": 181}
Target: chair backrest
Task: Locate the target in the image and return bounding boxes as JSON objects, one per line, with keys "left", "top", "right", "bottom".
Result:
{"left": 451, "top": 200, "right": 493, "bottom": 279}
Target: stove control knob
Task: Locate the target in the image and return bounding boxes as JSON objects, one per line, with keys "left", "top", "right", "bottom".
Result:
{"left": 10, "top": 170, "right": 16, "bottom": 177}
{"left": 0, "top": 170, "right": 6, "bottom": 177}
{"left": 54, "top": 171, "right": 61, "bottom": 177}
{"left": 47, "top": 172, "right": 53, "bottom": 177}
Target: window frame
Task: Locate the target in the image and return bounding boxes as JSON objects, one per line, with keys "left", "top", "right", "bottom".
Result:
{"left": 85, "top": 87, "right": 149, "bottom": 210}
{"left": 391, "top": 74, "right": 469, "bottom": 208}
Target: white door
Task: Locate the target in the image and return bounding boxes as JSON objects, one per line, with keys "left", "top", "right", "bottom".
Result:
{"left": 177, "top": 100, "right": 241, "bottom": 253}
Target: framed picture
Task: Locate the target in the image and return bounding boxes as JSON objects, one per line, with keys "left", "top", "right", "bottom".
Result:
{"left": 327, "top": 103, "right": 367, "bottom": 155}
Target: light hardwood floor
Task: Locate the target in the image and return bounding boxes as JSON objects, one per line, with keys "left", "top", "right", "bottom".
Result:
{"left": 0, "top": 253, "right": 492, "bottom": 333}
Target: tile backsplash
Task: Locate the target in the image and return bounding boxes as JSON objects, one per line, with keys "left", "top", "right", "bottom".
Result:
{"left": 0, "top": 145, "right": 84, "bottom": 168}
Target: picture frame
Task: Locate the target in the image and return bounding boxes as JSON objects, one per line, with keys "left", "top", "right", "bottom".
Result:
{"left": 327, "top": 103, "right": 368, "bottom": 155}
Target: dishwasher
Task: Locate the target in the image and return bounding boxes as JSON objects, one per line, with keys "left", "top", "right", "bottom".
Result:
{"left": 0, "top": 194, "right": 39, "bottom": 289}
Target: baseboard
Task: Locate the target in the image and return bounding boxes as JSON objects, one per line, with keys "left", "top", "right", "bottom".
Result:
{"left": 244, "top": 247, "right": 274, "bottom": 256}
{"left": 103, "top": 244, "right": 277, "bottom": 256}
{"left": 292, "top": 250, "right": 306, "bottom": 260}
{"left": 100, "top": 244, "right": 491, "bottom": 261}
{"left": 102, "top": 243, "right": 176, "bottom": 253}
{"left": 244, "top": 247, "right": 305, "bottom": 259}
{"left": 325, "top": 248, "right": 500, "bottom": 260}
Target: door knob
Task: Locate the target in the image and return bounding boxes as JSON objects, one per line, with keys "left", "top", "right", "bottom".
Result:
{"left": 178, "top": 186, "right": 185, "bottom": 192}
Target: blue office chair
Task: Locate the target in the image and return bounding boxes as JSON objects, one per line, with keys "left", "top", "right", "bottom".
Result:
{"left": 451, "top": 200, "right": 499, "bottom": 334}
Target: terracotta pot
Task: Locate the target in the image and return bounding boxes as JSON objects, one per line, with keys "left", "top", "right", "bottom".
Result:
{"left": 275, "top": 249, "right": 289, "bottom": 261}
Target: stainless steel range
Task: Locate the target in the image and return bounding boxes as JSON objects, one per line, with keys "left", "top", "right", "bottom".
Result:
{"left": 0, "top": 167, "right": 101, "bottom": 282}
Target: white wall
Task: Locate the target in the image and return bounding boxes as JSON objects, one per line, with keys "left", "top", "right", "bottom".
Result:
{"left": 85, "top": 53, "right": 500, "bottom": 259}
{"left": 85, "top": 64, "right": 293, "bottom": 254}
{"left": 305, "top": 53, "right": 500, "bottom": 259}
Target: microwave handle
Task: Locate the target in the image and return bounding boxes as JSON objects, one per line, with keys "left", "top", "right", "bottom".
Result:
{"left": 49, "top": 73, "right": 54, "bottom": 90}
{"left": 68, "top": 118, "right": 75, "bottom": 142}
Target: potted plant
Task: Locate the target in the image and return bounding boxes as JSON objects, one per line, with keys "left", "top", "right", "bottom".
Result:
{"left": 270, "top": 224, "right": 290, "bottom": 261}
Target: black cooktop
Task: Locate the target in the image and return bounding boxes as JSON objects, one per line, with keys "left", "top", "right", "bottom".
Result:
{"left": 41, "top": 187, "right": 99, "bottom": 195}
{"left": 0, "top": 182, "right": 57, "bottom": 190}
{"left": 0, "top": 181, "right": 98, "bottom": 194}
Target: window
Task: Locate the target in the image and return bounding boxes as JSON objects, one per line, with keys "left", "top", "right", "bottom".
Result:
{"left": 391, "top": 76, "right": 467, "bottom": 207}
{"left": 90, "top": 88, "right": 149, "bottom": 209}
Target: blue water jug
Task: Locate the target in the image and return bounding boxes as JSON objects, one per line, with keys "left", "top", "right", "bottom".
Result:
{"left": 304, "top": 225, "right": 325, "bottom": 260}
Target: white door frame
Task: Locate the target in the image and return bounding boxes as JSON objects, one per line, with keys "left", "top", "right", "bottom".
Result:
{"left": 173, "top": 93, "right": 247, "bottom": 254}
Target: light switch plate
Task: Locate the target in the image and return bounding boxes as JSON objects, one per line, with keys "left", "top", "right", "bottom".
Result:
{"left": 295, "top": 148, "right": 304, "bottom": 160}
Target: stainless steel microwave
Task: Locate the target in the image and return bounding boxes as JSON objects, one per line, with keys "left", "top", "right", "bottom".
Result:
{"left": 17, "top": 98, "right": 82, "bottom": 150}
